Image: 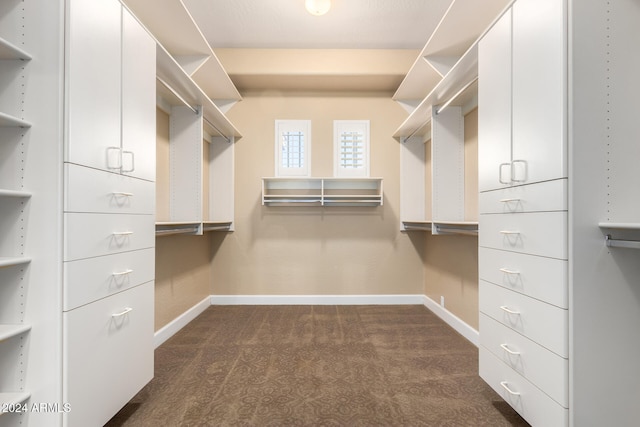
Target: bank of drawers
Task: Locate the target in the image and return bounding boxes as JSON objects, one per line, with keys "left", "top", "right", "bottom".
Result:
{"left": 63, "top": 163, "right": 154, "bottom": 426}
{"left": 479, "top": 178, "right": 568, "bottom": 424}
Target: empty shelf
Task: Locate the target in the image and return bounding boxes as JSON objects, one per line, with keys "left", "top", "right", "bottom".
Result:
{"left": 0, "top": 112, "right": 32, "bottom": 128}
{"left": 202, "top": 221, "right": 233, "bottom": 232}
{"left": 0, "top": 37, "right": 31, "bottom": 60}
{"left": 0, "top": 324, "right": 31, "bottom": 342}
{"left": 155, "top": 222, "right": 200, "bottom": 236}
{"left": 0, "top": 257, "right": 31, "bottom": 269}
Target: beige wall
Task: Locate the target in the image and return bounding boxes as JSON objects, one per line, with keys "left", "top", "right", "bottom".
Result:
{"left": 212, "top": 94, "right": 425, "bottom": 296}
{"left": 154, "top": 108, "right": 212, "bottom": 330}
{"left": 424, "top": 108, "right": 479, "bottom": 329}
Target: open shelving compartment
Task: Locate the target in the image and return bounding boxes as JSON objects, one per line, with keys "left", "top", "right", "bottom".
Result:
{"left": 262, "top": 178, "right": 383, "bottom": 207}
{"left": 392, "top": 0, "right": 512, "bottom": 236}
{"left": 122, "top": 0, "right": 242, "bottom": 237}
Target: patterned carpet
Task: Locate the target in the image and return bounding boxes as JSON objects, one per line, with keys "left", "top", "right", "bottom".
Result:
{"left": 106, "top": 305, "right": 529, "bottom": 426}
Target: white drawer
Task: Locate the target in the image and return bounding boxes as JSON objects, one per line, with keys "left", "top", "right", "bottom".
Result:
{"left": 479, "top": 211, "right": 567, "bottom": 259}
{"left": 480, "top": 313, "right": 568, "bottom": 407}
{"left": 479, "top": 178, "right": 567, "bottom": 214}
{"left": 65, "top": 163, "right": 155, "bottom": 214}
{"left": 64, "top": 213, "right": 154, "bottom": 261}
{"left": 479, "top": 247, "right": 568, "bottom": 308}
{"left": 63, "top": 248, "right": 155, "bottom": 311}
{"left": 479, "top": 280, "right": 568, "bottom": 358}
{"left": 480, "top": 347, "right": 568, "bottom": 427}
{"left": 63, "top": 282, "right": 153, "bottom": 427}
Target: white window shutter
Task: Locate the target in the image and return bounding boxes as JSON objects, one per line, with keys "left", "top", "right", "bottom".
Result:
{"left": 334, "top": 120, "right": 370, "bottom": 177}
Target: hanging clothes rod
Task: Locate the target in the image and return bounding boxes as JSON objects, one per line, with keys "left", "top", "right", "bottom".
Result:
{"left": 605, "top": 234, "right": 640, "bottom": 249}
{"left": 203, "top": 116, "right": 231, "bottom": 143}
{"left": 435, "top": 76, "right": 479, "bottom": 115}
{"left": 156, "top": 76, "right": 198, "bottom": 114}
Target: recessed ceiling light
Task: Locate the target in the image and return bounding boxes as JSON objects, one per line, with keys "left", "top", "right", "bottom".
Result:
{"left": 305, "top": 0, "right": 331, "bottom": 16}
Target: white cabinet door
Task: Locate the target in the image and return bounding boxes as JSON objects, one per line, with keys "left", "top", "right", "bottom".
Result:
{"left": 63, "top": 282, "right": 153, "bottom": 427}
{"left": 122, "top": 9, "right": 156, "bottom": 182}
{"left": 478, "top": 9, "right": 512, "bottom": 192}
{"left": 511, "top": 0, "right": 566, "bottom": 184}
{"left": 65, "top": 0, "right": 121, "bottom": 172}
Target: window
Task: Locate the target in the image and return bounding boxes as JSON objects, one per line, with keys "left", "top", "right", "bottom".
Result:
{"left": 334, "top": 120, "right": 370, "bottom": 177}
{"left": 275, "top": 120, "right": 311, "bottom": 176}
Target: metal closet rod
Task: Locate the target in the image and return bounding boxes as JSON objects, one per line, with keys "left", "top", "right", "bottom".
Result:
{"left": 605, "top": 234, "right": 640, "bottom": 249}
{"left": 156, "top": 76, "right": 231, "bottom": 143}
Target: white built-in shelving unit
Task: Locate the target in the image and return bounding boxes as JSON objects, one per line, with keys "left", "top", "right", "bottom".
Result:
{"left": 394, "top": 0, "right": 512, "bottom": 235}
{"left": 262, "top": 178, "right": 383, "bottom": 207}
{"left": 123, "top": 0, "right": 242, "bottom": 237}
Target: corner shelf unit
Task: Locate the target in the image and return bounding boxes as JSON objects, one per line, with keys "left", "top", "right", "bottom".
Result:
{"left": 123, "top": 0, "right": 242, "bottom": 235}
{"left": 394, "top": 0, "right": 511, "bottom": 235}
{"left": 262, "top": 178, "right": 383, "bottom": 207}
{"left": 393, "top": 0, "right": 513, "bottom": 113}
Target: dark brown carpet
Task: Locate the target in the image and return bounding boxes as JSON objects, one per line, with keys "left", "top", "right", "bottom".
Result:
{"left": 106, "top": 305, "right": 529, "bottom": 426}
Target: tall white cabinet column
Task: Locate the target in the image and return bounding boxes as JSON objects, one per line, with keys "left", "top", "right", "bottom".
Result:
{"left": 62, "top": 1, "right": 156, "bottom": 426}
{"left": 479, "top": 0, "right": 640, "bottom": 425}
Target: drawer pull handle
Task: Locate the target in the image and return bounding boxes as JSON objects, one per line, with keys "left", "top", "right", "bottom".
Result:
{"left": 122, "top": 150, "right": 135, "bottom": 173}
{"left": 500, "top": 230, "right": 520, "bottom": 235}
{"left": 500, "top": 305, "right": 520, "bottom": 315}
{"left": 112, "top": 192, "right": 134, "bottom": 197}
{"left": 499, "top": 268, "right": 520, "bottom": 275}
{"left": 500, "top": 381, "right": 521, "bottom": 396}
{"left": 112, "top": 307, "right": 133, "bottom": 318}
{"left": 112, "top": 269, "right": 133, "bottom": 277}
{"left": 499, "top": 162, "right": 511, "bottom": 185}
{"left": 112, "top": 231, "right": 134, "bottom": 236}
{"left": 500, "top": 343, "right": 521, "bottom": 356}
{"left": 499, "top": 198, "right": 521, "bottom": 203}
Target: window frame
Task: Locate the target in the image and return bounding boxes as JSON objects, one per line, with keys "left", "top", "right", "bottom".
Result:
{"left": 275, "top": 119, "right": 311, "bottom": 177}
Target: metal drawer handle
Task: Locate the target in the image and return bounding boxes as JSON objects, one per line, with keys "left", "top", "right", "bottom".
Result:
{"left": 122, "top": 150, "right": 135, "bottom": 173}
{"left": 499, "top": 198, "right": 521, "bottom": 203}
{"left": 499, "top": 268, "right": 520, "bottom": 275}
{"left": 500, "top": 230, "right": 520, "bottom": 235}
{"left": 500, "top": 343, "right": 521, "bottom": 356}
{"left": 112, "top": 231, "right": 134, "bottom": 236}
{"left": 112, "top": 269, "right": 133, "bottom": 277}
{"left": 112, "top": 192, "right": 134, "bottom": 197}
{"left": 500, "top": 381, "right": 521, "bottom": 396}
{"left": 500, "top": 305, "right": 521, "bottom": 315}
{"left": 112, "top": 307, "right": 133, "bottom": 318}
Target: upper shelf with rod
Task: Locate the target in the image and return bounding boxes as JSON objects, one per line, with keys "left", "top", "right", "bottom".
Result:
{"left": 393, "top": 0, "right": 513, "bottom": 112}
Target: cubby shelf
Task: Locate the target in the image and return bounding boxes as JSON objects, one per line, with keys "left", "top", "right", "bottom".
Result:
{"left": 0, "top": 112, "right": 32, "bottom": 129}
{"left": 0, "top": 36, "right": 31, "bottom": 60}
{"left": 0, "top": 324, "right": 31, "bottom": 342}
{"left": 0, "top": 257, "right": 31, "bottom": 269}
{"left": 262, "top": 177, "right": 383, "bottom": 207}
{"left": 155, "top": 220, "right": 233, "bottom": 236}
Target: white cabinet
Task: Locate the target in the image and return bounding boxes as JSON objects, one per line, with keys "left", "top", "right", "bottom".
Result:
{"left": 65, "top": 0, "right": 121, "bottom": 173}
{"left": 478, "top": 1, "right": 568, "bottom": 424}
{"left": 66, "top": 0, "right": 155, "bottom": 182}
{"left": 478, "top": 0, "right": 566, "bottom": 192}
{"left": 62, "top": 3, "right": 156, "bottom": 426}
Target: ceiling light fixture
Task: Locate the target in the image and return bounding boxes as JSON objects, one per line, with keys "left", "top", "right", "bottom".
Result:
{"left": 305, "top": 0, "right": 331, "bottom": 16}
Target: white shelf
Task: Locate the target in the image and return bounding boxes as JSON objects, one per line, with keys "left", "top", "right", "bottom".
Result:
{"left": 202, "top": 221, "right": 233, "bottom": 232}
{"left": 156, "top": 45, "right": 241, "bottom": 140}
{"left": 0, "top": 324, "right": 31, "bottom": 342}
{"left": 262, "top": 177, "right": 383, "bottom": 207}
{"left": 598, "top": 222, "right": 640, "bottom": 230}
{"left": 0, "top": 257, "right": 31, "bottom": 269}
{"left": 155, "top": 222, "right": 201, "bottom": 237}
{"left": 0, "top": 36, "right": 31, "bottom": 60}
{"left": 599, "top": 223, "right": 640, "bottom": 249}
{"left": 393, "top": 0, "right": 512, "bottom": 103}
{"left": 0, "top": 189, "right": 31, "bottom": 198}
{"left": 393, "top": 46, "right": 478, "bottom": 139}
{"left": 433, "top": 221, "right": 478, "bottom": 236}
{"left": 0, "top": 112, "right": 32, "bottom": 128}
{"left": 0, "top": 391, "right": 31, "bottom": 408}
{"left": 123, "top": 0, "right": 241, "bottom": 110}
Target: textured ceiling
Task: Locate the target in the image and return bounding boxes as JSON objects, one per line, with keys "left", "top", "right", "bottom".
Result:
{"left": 182, "top": 0, "right": 453, "bottom": 49}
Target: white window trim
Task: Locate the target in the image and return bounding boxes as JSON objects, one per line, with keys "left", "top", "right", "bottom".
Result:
{"left": 275, "top": 119, "right": 311, "bottom": 177}
{"left": 333, "top": 120, "right": 370, "bottom": 178}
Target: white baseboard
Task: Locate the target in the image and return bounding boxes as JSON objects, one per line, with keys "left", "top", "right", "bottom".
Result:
{"left": 210, "top": 294, "right": 425, "bottom": 305}
{"left": 154, "top": 296, "right": 211, "bottom": 348}
{"left": 422, "top": 295, "right": 479, "bottom": 347}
